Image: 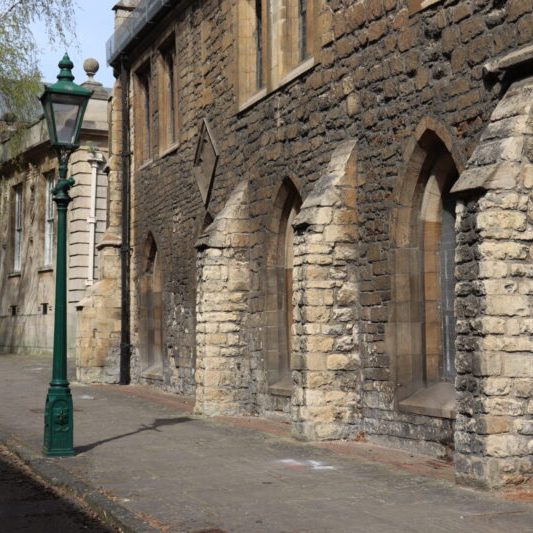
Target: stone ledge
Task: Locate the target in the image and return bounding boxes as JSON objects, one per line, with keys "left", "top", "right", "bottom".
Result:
{"left": 483, "top": 44, "right": 533, "bottom": 81}
{"left": 408, "top": 0, "right": 442, "bottom": 16}
{"left": 399, "top": 382, "right": 456, "bottom": 419}
{"left": 269, "top": 380, "right": 292, "bottom": 398}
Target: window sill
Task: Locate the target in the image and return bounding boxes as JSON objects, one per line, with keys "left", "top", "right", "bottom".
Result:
{"left": 141, "top": 363, "right": 164, "bottom": 381}
{"left": 408, "top": 0, "right": 442, "bottom": 15}
{"left": 238, "top": 87, "right": 268, "bottom": 113}
{"left": 278, "top": 56, "right": 315, "bottom": 90}
{"left": 137, "top": 158, "right": 154, "bottom": 172}
{"left": 159, "top": 142, "right": 180, "bottom": 159}
{"left": 237, "top": 57, "right": 316, "bottom": 113}
{"left": 8, "top": 271, "right": 21, "bottom": 278}
{"left": 398, "top": 381, "right": 456, "bottom": 419}
{"left": 38, "top": 266, "right": 53, "bottom": 274}
{"left": 269, "top": 378, "right": 292, "bottom": 397}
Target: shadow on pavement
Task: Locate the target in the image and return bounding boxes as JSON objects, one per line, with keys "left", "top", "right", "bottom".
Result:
{"left": 76, "top": 417, "right": 193, "bottom": 453}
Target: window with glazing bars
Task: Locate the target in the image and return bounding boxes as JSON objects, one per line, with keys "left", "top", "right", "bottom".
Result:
{"left": 13, "top": 185, "right": 22, "bottom": 272}
{"left": 135, "top": 62, "right": 152, "bottom": 163}
{"left": 237, "top": 0, "right": 314, "bottom": 105}
{"left": 44, "top": 172, "right": 55, "bottom": 266}
{"left": 160, "top": 38, "right": 177, "bottom": 148}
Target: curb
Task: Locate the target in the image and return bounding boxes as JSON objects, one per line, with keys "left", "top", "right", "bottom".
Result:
{"left": 0, "top": 430, "right": 160, "bottom": 533}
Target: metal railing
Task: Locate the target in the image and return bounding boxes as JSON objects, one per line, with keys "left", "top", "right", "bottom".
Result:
{"left": 106, "top": 0, "right": 174, "bottom": 65}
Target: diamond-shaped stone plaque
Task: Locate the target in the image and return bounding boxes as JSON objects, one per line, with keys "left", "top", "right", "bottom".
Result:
{"left": 193, "top": 119, "right": 219, "bottom": 207}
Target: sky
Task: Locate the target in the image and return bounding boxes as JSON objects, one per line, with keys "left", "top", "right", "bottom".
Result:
{"left": 31, "top": 0, "right": 117, "bottom": 88}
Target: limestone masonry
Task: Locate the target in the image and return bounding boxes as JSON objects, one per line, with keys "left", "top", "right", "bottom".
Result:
{"left": 84, "top": 0, "right": 531, "bottom": 489}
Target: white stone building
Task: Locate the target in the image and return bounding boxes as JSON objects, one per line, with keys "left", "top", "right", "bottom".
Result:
{"left": 0, "top": 60, "right": 109, "bottom": 356}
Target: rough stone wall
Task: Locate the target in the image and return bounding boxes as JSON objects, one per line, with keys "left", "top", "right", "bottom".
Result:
{"left": 195, "top": 182, "right": 252, "bottom": 415}
{"left": 120, "top": 0, "right": 533, "bottom": 489}
{"left": 453, "top": 77, "right": 533, "bottom": 488}
{"left": 292, "top": 140, "right": 362, "bottom": 440}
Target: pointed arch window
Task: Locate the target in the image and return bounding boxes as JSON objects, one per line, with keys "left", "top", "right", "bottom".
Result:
{"left": 390, "top": 133, "right": 459, "bottom": 418}
{"left": 265, "top": 181, "right": 301, "bottom": 396}
{"left": 419, "top": 160, "right": 457, "bottom": 386}
{"left": 139, "top": 233, "right": 164, "bottom": 377}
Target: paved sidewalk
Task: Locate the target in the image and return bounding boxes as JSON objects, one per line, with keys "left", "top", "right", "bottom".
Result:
{"left": 1, "top": 354, "right": 532, "bottom": 533}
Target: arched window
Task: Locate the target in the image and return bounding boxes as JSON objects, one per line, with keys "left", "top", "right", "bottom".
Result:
{"left": 419, "top": 156, "right": 457, "bottom": 385}
{"left": 265, "top": 180, "right": 301, "bottom": 396}
{"left": 139, "top": 233, "right": 164, "bottom": 377}
{"left": 390, "top": 131, "right": 459, "bottom": 418}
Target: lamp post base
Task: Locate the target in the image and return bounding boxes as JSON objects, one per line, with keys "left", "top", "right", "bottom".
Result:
{"left": 43, "top": 384, "right": 75, "bottom": 457}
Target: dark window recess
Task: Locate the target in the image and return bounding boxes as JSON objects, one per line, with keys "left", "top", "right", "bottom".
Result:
{"left": 162, "top": 42, "right": 176, "bottom": 143}
{"left": 440, "top": 191, "right": 456, "bottom": 381}
{"left": 42, "top": 303, "right": 48, "bottom": 315}
{"left": 299, "top": 0, "right": 308, "bottom": 61}
{"left": 255, "top": 0, "right": 263, "bottom": 89}
{"left": 10, "top": 305, "right": 17, "bottom": 316}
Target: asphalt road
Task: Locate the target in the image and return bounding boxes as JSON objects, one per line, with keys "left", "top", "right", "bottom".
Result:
{"left": 0, "top": 446, "right": 113, "bottom": 532}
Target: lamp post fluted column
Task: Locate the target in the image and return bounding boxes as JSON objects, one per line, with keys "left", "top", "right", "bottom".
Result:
{"left": 43, "top": 151, "right": 76, "bottom": 456}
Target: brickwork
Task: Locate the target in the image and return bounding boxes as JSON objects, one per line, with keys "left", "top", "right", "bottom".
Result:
{"left": 110, "top": 0, "right": 533, "bottom": 488}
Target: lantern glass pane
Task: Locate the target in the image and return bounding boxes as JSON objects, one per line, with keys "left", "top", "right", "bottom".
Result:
{"left": 52, "top": 101, "right": 81, "bottom": 145}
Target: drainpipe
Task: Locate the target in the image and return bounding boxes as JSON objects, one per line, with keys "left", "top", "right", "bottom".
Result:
{"left": 119, "top": 55, "right": 131, "bottom": 385}
{"left": 86, "top": 151, "right": 102, "bottom": 286}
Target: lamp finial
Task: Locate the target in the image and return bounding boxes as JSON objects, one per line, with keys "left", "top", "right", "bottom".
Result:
{"left": 57, "top": 53, "right": 75, "bottom": 82}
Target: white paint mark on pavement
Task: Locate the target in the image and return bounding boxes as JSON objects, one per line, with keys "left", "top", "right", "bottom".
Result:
{"left": 276, "top": 459, "right": 336, "bottom": 471}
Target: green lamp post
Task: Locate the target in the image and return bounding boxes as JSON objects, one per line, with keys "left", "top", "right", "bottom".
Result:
{"left": 40, "top": 54, "right": 93, "bottom": 457}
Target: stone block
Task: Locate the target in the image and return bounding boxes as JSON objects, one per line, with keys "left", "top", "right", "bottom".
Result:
{"left": 478, "top": 210, "right": 527, "bottom": 233}
{"left": 480, "top": 242, "right": 529, "bottom": 261}
{"left": 485, "top": 295, "right": 529, "bottom": 316}
{"left": 301, "top": 306, "right": 331, "bottom": 323}
{"left": 324, "top": 224, "right": 358, "bottom": 243}
{"left": 337, "top": 282, "right": 358, "bottom": 305}
{"left": 481, "top": 377, "right": 512, "bottom": 396}
{"left": 472, "top": 352, "right": 502, "bottom": 376}
{"left": 515, "top": 419, "right": 533, "bottom": 435}
{"left": 507, "top": 0, "right": 533, "bottom": 21}
{"left": 480, "top": 317, "right": 506, "bottom": 334}
{"left": 368, "top": 19, "right": 387, "bottom": 43}
{"left": 476, "top": 415, "right": 512, "bottom": 434}
{"left": 484, "top": 397, "right": 526, "bottom": 416}
{"left": 327, "top": 354, "right": 351, "bottom": 370}
{"left": 304, "top": 289, "right": 334, "bottom": 306}
{"left": 485, "top": 434, "right": 529, "bottom": 457}
{"left": 304, "top": 352, "right": 328, "bottom": 371}
{"left": 502, "top": 353, "right": 533, "bottom": 377}
{"left": 306, "top": 371, "right": 333, "bottom": 388}
{"left": 513, "top": 379, "right": 533, "bottom": 397}
{"left": 478, "top": 261, "right": 508, "bottom": 279}
{"left": 306, "top": 336, "right": 335, "bottom": 353}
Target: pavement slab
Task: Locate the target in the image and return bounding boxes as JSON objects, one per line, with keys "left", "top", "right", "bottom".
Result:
{"left": 1, "top": 354, "right": 532, "bottom": 533}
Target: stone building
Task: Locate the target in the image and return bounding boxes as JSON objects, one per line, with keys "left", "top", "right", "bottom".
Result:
{"left": 0, "top": 61, "right": 110, "bottom": 357}
{"left": 95, "top": 0, "right": 533, "bottom": 489}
